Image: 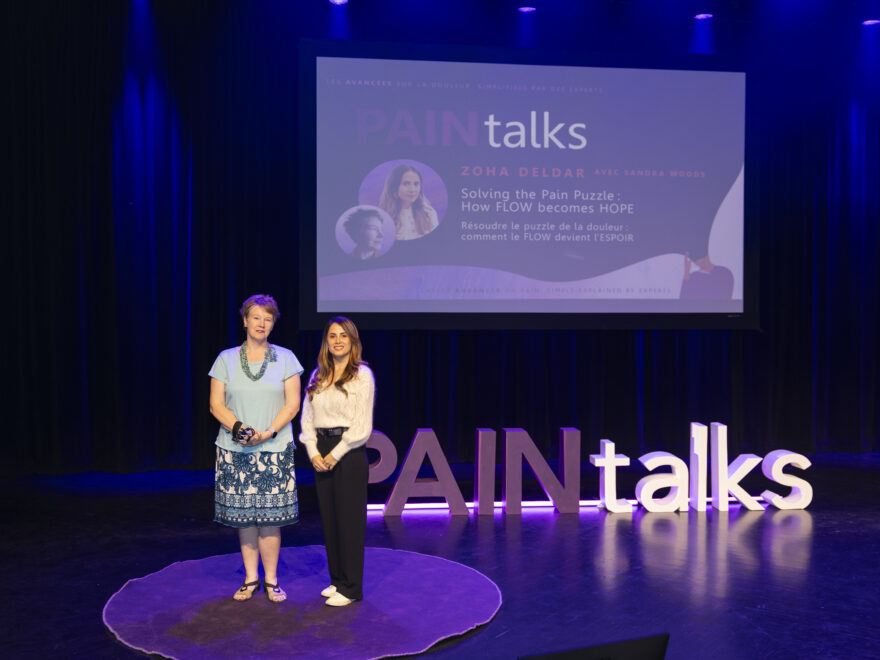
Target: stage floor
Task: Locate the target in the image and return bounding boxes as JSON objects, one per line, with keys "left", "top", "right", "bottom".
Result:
{"left": 5, "top": 452, "right": 879, "bottom": 659}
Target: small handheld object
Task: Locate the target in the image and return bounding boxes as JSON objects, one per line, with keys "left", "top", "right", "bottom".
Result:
{"left": 232, "top": 421, "right": 257, "bottom": 445}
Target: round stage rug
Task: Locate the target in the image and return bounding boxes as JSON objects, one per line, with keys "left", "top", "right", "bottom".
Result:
{"left": 104, "top": 545, "right": 501, "bottom": 659}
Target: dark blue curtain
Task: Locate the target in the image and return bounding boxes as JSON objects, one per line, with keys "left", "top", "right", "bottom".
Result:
{"left": 111, "top": 0, "right": 194, "bottom": 469}
{"left": 6, "top": 1, "right": 879, "bottom": 474}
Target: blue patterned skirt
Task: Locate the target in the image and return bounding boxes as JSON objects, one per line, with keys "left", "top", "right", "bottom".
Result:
{"left": 214, "top": 444, "right": 299, "bottom": 528}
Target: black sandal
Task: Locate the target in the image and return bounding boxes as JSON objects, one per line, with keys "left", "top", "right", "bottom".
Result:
{"left": 233, "top": 580, "right": 261, "bottom": 601}
{"left": 264, "top": 581, "right": 286, "bottom": 603}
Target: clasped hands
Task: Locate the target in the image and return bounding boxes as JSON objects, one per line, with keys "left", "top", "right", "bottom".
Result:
{"left": 235, "top": 426, "right": 274, "bottom": 447}
{"left": 311, "top": 454, "right": 338, "bottom": 472}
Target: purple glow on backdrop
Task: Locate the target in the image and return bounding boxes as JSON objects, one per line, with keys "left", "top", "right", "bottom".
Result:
{"left": 366, "top": 494, "right": 761, "bottom": 513}
{"left": 518, "top": 7, "right": 536, "bottom": 13}
{"left": 329, "top": 0, "right": 348, "bottom": 6}
{"left": 695, "top": 13, "right": 713, "bottom": 20}
{"left": 863, "top": 19, "right": 880, "bottom": 26}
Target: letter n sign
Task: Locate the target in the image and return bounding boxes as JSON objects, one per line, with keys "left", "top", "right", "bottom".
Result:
{"left": 502, "top": 428, "right": 580, "bottom": 515}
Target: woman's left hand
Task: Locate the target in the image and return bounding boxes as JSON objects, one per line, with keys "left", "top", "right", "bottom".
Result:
{"left": 242, "top": 430, "right": 268, "bottom": 447}
{"left": 323, "top": 454, "right": 338, "bottom": 470}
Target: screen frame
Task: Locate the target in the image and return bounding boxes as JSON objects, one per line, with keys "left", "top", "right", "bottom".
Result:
{"left": 298, "top": 39, "right": 759, "bottom": 330}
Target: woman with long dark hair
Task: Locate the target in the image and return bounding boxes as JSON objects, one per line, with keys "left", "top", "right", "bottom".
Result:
{"left": 378, "top": 164, "right": 439, "bottom": 240}
{"left": 300, "top": 316, "right": 375, "bottom": 606}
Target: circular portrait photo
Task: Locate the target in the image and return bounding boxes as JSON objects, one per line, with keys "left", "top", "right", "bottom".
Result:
{"left": 335, "top": 205, "right": 396, "bottom": 260}
{"left": 359, "top": 160, "right": 448, "bottom": 241}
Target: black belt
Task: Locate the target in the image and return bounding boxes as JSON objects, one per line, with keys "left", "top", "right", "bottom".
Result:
{"left": 316, "top": 427, "right": 348, "bottom": 437}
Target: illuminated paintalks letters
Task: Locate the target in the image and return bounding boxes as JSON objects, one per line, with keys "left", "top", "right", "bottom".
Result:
{"left": 366, "top": 422, "right": 812, "bottom": 516}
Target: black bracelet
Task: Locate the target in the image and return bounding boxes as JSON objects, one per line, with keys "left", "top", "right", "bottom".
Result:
{"left": 232, "top": 421, "right": 242, "bottom": 437}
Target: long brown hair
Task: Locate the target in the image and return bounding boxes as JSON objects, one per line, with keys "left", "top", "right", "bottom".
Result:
{"left": 378, "top": 164, "right": 436, "bottom": 236}
{"left": 306, "top": 316, "right": 366, "bottom": 399}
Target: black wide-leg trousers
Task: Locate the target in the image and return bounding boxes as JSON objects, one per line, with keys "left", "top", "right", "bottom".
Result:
{"left": 315, "top": 435, "right": 368, "bottom": 601}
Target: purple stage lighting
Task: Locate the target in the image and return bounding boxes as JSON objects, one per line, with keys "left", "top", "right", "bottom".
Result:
{"left": 518, "top": 6, "right": 536, "bottom": 13}
{"left": 329, "top": 0, "right": 348, "bottom": 6}
{"left": 863, "top": 19, "right": 880, "bottom": 26}
{"left": 695, "top": 13, "right": 713, "bottom": 20}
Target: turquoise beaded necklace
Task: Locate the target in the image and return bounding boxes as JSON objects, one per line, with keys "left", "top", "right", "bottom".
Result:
{"left": 239, "top": 341, "right": 277, "bottom": 381}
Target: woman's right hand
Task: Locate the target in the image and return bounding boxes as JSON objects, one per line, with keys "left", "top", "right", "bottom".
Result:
{"left": 312, "top": 455, "right": 329, "bottom": 472}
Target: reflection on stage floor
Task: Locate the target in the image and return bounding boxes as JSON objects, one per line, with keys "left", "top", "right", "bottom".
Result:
{"left": 6, "top": 453, "right": 879, "bottom": 659}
